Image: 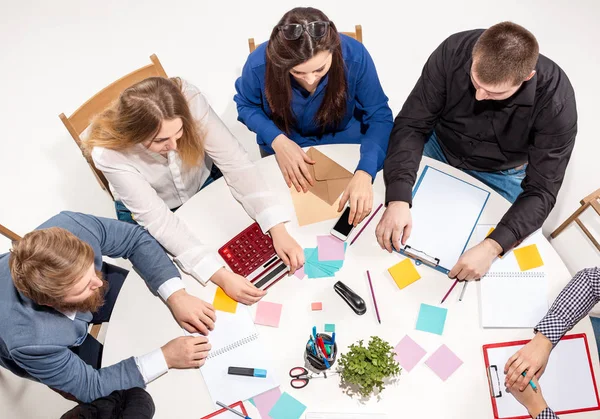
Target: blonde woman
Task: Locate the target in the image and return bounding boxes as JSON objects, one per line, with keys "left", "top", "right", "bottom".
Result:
{"left": 86, "top": 77, "right": 303, "bottom": 305}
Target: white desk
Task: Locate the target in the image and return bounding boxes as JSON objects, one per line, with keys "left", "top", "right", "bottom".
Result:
{"left": 103, "top": 144, "right": 600, "bottom": 419}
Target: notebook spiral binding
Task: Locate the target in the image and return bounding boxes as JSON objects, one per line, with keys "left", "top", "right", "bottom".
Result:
{"left": 207, "top": 333, "right": 259, "bottom": 359}
{"left": 484, "top": 271, "right": 545, "bottom": 278}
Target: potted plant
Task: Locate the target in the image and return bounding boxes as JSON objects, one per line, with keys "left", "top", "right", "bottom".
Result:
{"left": 337, "top": 336, "right": 401, "bottom": 398}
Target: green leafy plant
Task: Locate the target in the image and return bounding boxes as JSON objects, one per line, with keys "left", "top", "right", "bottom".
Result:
{"left": 337, "top": 336, "right": 401, "bottom": 398}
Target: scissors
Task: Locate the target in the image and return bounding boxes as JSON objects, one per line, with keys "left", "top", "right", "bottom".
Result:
{"left": 289, "top": 367, "right": 337, "bottom": 389}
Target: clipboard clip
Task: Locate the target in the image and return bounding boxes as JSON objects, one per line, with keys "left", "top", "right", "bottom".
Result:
{"left": 487, "top": 365, "right": 503, "bottom": 398}
{"left": 402, "top": 245, "right": 440, "bottom": 268}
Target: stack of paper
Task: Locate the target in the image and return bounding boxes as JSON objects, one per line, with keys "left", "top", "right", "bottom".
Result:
{"left": 303, "top": 236, "right": 348, "bottom": 278}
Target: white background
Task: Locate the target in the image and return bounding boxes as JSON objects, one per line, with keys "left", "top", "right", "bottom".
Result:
{"left": 0, "top": 0, "right": 599, "bottom": 417}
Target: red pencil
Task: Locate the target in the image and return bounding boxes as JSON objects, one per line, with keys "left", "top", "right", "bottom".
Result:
{"left": 440, "top": 279, "right": 459, "bottom": 304}
{"left": 350, "top": 203, "right": 383, "bottom": 246}
{"left": 366, "top": 270, "right": 381, "bottom": 324}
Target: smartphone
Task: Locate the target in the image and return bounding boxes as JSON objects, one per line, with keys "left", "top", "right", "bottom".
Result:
{"left": 330, "top": 206, "right": 355, "bottom": 241}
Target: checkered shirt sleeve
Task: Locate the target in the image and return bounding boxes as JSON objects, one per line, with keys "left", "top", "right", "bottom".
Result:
{"left": 535, "top": 268, "right": 600, "bottom": 345}
{"left": 536, "top": 407, "right": 558, "bottom": 418}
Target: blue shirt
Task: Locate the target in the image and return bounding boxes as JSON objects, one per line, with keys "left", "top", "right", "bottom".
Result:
{"left": 234, "top": 35, "right": 393, "bottom": 179}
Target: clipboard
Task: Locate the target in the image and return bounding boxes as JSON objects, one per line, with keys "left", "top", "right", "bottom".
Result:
{"left": 399, "top": 166, "right": 490, "bottom": 274}
{"left": 482, "top": 334, "right": 600, "bottom": 419}
{"left": 201, "top": 401, "right": 248, "bottom": 419}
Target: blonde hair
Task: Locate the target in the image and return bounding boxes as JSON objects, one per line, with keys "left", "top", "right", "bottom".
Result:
{"left": 9, "top": 227, "right": 95, "bottom": 306}
{"left": 85, "top": 77, "right": 204, "bottom": 169}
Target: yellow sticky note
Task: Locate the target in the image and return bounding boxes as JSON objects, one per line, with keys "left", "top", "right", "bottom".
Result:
{"left": 213, "top": 287, "right": 237, "bottom": 313}
{"left": 388, "top": 258, "right": 421, "bottom": 289}
{"left": 513, "top": 244, "right": 544, "bottom": 271}
{"left": 486, "top": 227, "right": 495, "bottom": 237}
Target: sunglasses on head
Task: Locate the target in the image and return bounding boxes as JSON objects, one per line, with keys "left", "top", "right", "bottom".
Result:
{"left": 278, "top": 20, "right": 330, "bottom": 41}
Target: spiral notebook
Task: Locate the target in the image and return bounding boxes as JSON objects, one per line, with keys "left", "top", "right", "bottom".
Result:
{"left": 190, "top": 304, "right": 278, "bottom": 406}
{"left": 477, "top": 226, "right": 548, "bottom": 328}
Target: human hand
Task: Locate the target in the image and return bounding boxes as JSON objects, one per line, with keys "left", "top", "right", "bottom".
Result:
{"left": 161, "top": 336, "right": 211, "bottom": 369}
{"left": 375, "top": 201, "right": 412, "bottom": 252}
{"left": 210, "top": 268, "right": 266, "bottom": 305}
{"left": 166, "top": 290, "right": 216, "bottom": 335}
{"left": 269, "top": 223, "right": 304, "bottom": 275}
{"left": 448, "top": 238, "right": 502, "bottom": 281}
{"left": 505, "top": 332, "right": 553, "bottom": 391}
{"left": 272, "top": 134, "right": 315, "bottom": 192}
{"left": 338, "top": 170, "right": 373, "bottom": 226}
{"left": 507, "top": 377, "right": 549, "bottom": 418}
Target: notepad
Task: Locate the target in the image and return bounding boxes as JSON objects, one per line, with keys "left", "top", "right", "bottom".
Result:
{"left": 415, "top": 304, "right": 447, "bottom": 335}
{"left": 394, "top": 335, "right": 427, "bottom": 372}
{"left": 255, "top": 301, "right": 283, "bottom": 328}
{"left": 269, "top": 392, "right": 307, "bottom": 419}
{"left": 213, "top": 287, "right": 237, "bottom": 314}
{"left": 199, "top": 306, "right": 278, "bottom": 406}
{"left": 477, "top": 226, "right": 548, "bottom": 328}
{"left": 388, "top": 258, "right": 421, "bottom": 289}
{"left": 425, "top": 344, "right": 463, "bottom": 381}
{"left": 483, "top": 334, "right": 600, "bottom": 418}
{"left": 513, "top": 244, "right": 544, "bottom": 271}
{"left": 403, "top": 166, "right": 490, "bottom": 273}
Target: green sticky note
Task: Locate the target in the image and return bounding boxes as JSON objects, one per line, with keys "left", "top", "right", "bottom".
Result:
{"left": 269, "top": 392, "right": 307, "bottom": 419}
{"left": 324, "top": 323, "right": 336, "bottom": 333}
{"left": 416, "top": 303, "right": 447, "bottom": 335}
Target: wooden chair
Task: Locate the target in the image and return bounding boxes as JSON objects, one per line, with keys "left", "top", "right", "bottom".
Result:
{"left": 0, "top": 223, "right": 21, "bottom": 242}
{"left": 248, "top": 24, "right": 363, "bottom": 53}
{"left": 550, "top": 188, "right": 600, "bottom": 251}
{"left": 59, "top": 54, "right": 168, "bottom": 199}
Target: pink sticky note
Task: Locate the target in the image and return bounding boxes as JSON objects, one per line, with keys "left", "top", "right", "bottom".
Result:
{"left": 425, "top": 344, "right": 463, "bottom": 381}
{"left": 255, "top": 301, "right": 283, "bottom": 328}
{"left": 294, "top": 266, "right": 305, "bottom": 279}
{"left": 311, "top": 302, "right": 322, "bottom": 311}
{"left": 251, "top": 386, "right": 281, "bottom": 419}
{"left": 317, "top": 235, "right": 346, "bottom": 261}
{"left": 394, "top": 335, "right": 427, "bottom": 372}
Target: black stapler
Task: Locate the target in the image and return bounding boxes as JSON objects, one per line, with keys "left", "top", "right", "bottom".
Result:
{"left": 334, "top": 281, "right": 366, "bottom": 315}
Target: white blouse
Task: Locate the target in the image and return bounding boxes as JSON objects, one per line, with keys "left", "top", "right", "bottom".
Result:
{"left": 91, "top": 80, "right": 290, "bottom": 285}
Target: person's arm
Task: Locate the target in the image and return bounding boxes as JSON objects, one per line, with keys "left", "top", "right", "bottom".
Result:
{"left": 351, "top": 44, "right": 393, "bottom": 179}
{"left": 11, "top": 345, "right": 145, "bottom": 403}
{"left": 90, "top": 150, "right": 224, "bottom": 286}
{"left": 188, "top": 86, "right": 291, "bottom": 234}
{"left": 487, "top": 93, "right": 577, "bottom": 252}
{"left": 536, "top": 408, "right": 559, "bottom": 419}
{"left": 536, "top": 267, "right": 600, "bottom": 345}
{"left": 61, "top": 212, "right": 182, "bottom": 296}
{"left": 383, "top": 39, "right": 448, "bottom": 205}
{"left": 234, "top": 52, "right": 285, "bottom": 148}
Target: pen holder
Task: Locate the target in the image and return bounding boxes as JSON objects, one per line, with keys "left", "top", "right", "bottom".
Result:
{"left": 305, "top": 333, "right": 338, "bottom": 371}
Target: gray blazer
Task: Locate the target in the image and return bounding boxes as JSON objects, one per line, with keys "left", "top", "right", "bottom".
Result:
{"left": 0, "top": 212, "right": 181, "bottom": 402}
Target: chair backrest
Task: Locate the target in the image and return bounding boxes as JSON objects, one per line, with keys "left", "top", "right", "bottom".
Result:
{"left": 59, "top": 54, "right": 168, "bottom": 199}
{"left": 248, "top": 24, "right": 363, "bottom": 53}
{"left": 0, "top": 223, "right": 21, "bottom": 242}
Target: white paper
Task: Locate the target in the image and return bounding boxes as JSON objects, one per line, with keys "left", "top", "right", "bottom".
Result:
{"left": 486, "top": 336, "right": 599, "bottom": 418}
{"left": 407, "top": 166, "right": 489, "bottom": 271}
{"left": 477, "top": 227, "right": 549, "bottom": 328}
{"left": 196, "top": 306, "right": 279, "bottom": 406}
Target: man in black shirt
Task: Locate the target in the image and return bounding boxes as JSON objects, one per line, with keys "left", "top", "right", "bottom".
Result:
{"left": 377, "top": 22, "right": 577, "bottom": 280}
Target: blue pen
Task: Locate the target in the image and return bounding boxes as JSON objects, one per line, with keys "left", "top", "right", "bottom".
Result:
{"left": 331, "top": 332, "right": 336, "bottom": 346}
{"left": 521, "top": 371, "right": 538, "bottom": 392}
{"left": 312, "top": 326, "right": 317, "bottom": 340}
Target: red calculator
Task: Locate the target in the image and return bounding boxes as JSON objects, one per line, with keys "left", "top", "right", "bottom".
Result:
{"left": 218, "top": 223, "right": 288, "bottom": 290}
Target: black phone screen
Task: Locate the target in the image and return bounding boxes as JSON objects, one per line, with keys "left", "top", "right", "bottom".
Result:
{"left": 332, "top": 207, "right": 354, "bottom": 237}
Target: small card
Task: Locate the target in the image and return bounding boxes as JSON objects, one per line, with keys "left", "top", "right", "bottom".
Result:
{"left": 311, "top": 302, "right": 323, "bottom": 311}
{"left": 394, "top": 335, "right": 427, "bottom": 372}
{"left": 388, "top": 259, "right": 421, "bottom": 289}
{"left": 514, "top": 243, "right": 544, "bottom": 271}
{"left": 255, "top": 301, "right": 283, "bottom": 328}
{"left": 294, "top": 266, "right": 306, "bottom": 279}
{"left": 212, "top": 287, "right": 237, "bottom": 314}
{"left": 317, "top": 235, "right": 346, "bottom": 261}
{"left": 425, "top": 344, "right": 463, "bottom": 381}
{"left": 250, "top": 386, "right": 282, "bottom": 419}
{"left": 324, "top": 323, "right": 336, "bottom": 333}
{"left": 415, "top": 303, "right": 447, "bottom": 335}
{"left": 269, "top": 391, "right": 307, "bottom": 419}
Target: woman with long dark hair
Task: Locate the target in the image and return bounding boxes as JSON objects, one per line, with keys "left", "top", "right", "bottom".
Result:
{"left": 235, "top": 7, "right": 393, "bottom": 225}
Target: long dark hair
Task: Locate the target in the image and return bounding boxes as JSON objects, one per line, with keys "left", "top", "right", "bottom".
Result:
{"left": 265, "top": 7, "right": 347, "bottom": 135}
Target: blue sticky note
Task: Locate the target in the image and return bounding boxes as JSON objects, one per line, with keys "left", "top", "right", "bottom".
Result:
{"left": 305, "top": 262, "right": 335, "bottom": 278}
{"left": 324, "top": 323, "right": 335, "bottom": 333}
{"left": 416, "top": 303, "right": 448, "bottom": 335}
{"left": 248, "top": 398, "right": 256, "bottom": 407}
{"left": 269, "top": 392, "right": 307, "bottom": 419}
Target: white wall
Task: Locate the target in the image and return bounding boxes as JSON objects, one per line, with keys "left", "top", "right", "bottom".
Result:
{"left": 0, "top": 0, "right": 599, "bottom": 414}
